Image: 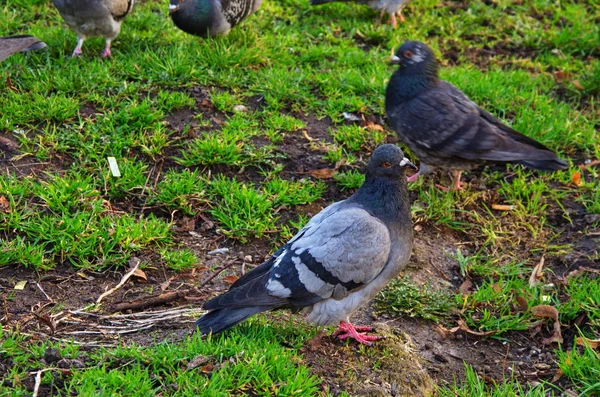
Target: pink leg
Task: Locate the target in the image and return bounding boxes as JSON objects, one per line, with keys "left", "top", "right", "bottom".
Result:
{"left": 102, "top": 39, "right": 112, "bottom": 58}
{"left": 435, "top": 170, "right": 464, "bottom": 191}
{"left": 390, "top": 13, "right": 398, "bottom": 28}
{"left": 397, "top": 10, "right": 405, "bottom": 23}
{"left": 72, "top": 38, "right": 85, "bottom": 57}
{"left": 333, "top": 321, "right": 381, "bottom": 346}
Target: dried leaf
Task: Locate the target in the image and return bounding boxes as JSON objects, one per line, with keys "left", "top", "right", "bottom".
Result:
{"left": 6, "top": 75, "right": 16, "bottom": 91}
{"left": 552, "top": 71, "right": 572, "bottom": 83}
{"left": 491, "top": 204, "right": 514, "bottom": 211}
{"left": 575, "top": 336, "right": 600, "bottom": 349}
{"left": 14, "top": 280, "right": 27, "bottom": 290}
{"left": 307, "top": 168, "right": 336, "bottom": 179}
{"left": 491, "top": 283, "right": 502, "bottom": 293}
{"left": 186, "top": 355, "right": 210, "bottom": 370}
{"left": 571, "top": 171, "right": 583, "bottom": 187}
{"left": 551, "top": 368, "right": 564, "bottom": 382}
{"left": 516, "top": 296, "right": 529, "bottom": 312}
{"left": 439, "top": 319, "right": 496, "bottom": 337}
{"left": 201, "top": 363, "right": 215, "bottom": 373}
{"left": 365, "top": 121, "right": 385, "bottom": 132}
{"left": 222, "top": 275, "right": 239, "bottom": 284}
{"left": 572, "top": 80, "right": 584, "bottom": 90}
{"left": 0, "top": 196, "right": 9, "bottom": 213}
{"left": 302, "top": 130, "right": 315, "bottom": 141}
{"left": 579, "top": 266, "right": 600, "bottom": 276}
{"left": 531, "top": 305, "right": 563, "bottom": 345}
{"left": 132, "top": 267, "right": 147, "bottom": 282}
{"left": 529, "top": 256, "right": 545, "bottom": 287}
{"left": 459, "top": 278, "right": 473, "bottom": 295}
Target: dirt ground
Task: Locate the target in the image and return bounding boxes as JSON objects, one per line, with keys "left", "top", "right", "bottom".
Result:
{"left": 1, "top": 82, "right": 599, "bottom": 395}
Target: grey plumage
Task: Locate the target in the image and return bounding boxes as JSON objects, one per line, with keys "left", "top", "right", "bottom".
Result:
{"left": 196, "top": 144, "right": 416, "bottom": 344}
{"left": 52, "top": 0, "right": 135, "bottom": 57}
{"left": 0, "top": 36, "right": 46, "bottom": 62}
{"left": 168, "top": 0, "right": 262, "bottom": 37}
{"left": 310, "top": 0, "right": 411, "bottom": 27}
{"left": 385, "top": 40, "right": 569, "bottom": 190}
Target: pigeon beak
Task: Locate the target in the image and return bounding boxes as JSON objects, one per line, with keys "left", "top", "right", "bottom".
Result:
{"left": 400, "top": 157, "right": 417, "bottom": 170}
{"left": 168, "top": 4, "right": 180, "bottom": 14}
{"left": 389, "top": 55, "right": 401, "bottom": 65}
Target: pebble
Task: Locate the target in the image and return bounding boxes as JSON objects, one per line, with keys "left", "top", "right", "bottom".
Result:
{"left": 44, "top": 348, "right": 61, "bottom": 364}
{"left": 207, "top": 248, "right": 229, "bottom": 255}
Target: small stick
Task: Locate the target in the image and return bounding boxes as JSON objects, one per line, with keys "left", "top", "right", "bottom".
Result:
{"left": 111, "top": 290, "right": 188, "bottom": 313}
{"left": 198, "top": 262, "right": 234, "bottom": 289}
{"left": 96, "top": 258, "right": 141, "bottom": 304}
{"left": 35, "top": 282, "right": 53, "bottom": 302}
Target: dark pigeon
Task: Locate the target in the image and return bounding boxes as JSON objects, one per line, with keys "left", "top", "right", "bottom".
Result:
{"left": 169, "top": 0, "right": 262, "bottom": 37}
{"left": 52, "top": 0, "right": 135, "bottom": 57}
{"left": 310, "top": 0, "right": 411, "bottom": 27}
{"left": 0, "top": 35, "right": 46, "bottom": 62}
{"left": 385, "top": 40, "right": 569, "bottom": 190}
{"left": 196, "top": 144, "right": 416, "bottom": 345}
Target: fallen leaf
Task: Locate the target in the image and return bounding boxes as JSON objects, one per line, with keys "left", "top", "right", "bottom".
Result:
{"left": 307, "top": 168, "right": 336, "bottom": 179}
{"left": 571, "top": 171, "right": 583, "bottom": 187}
{"left": 516, "top": 296, "right": 529, "bottom": 312}
{"left": 575, "top": 336, "right": 600, "bottom": 349}
{"left": 529, "top": 256, "right": 545, "bottom": 287}
{"left": 572, "top": 80, "right": 584, "bottom": 90}
{"left": 34, "top": 314, "right": 56, "bottom": 334}
{"left": 201, "top": 363, "right": 215, "bottom": 374}
{"left": 186, "top": 355, "right": 210, "bottom": 370}
{"left": 578, "top": 266, "right": 600, "bottom": 276}
{"left": 458, "top": 278, "right": 473, "bottom": 295}
{"left": 301, "top": 130, "right": 314, "bottom": 141}
{"left": 222, "top": 275, "right": 239, "bottom": 284}
{"left": 491, "top": 204, "right": 514, "bottom": 211}
{"left": 6, "top": 75, "right": 16, "bottom": 91}
{"left": 0, "top": 196, "right": 9, "bottom": 213}
{"left": 132, "top": 267, "right": 147, "bottom": 282}
{"left": 552, "top": 71, "right": 572, "bottom": 83}
{"left": 551, "top": 368, "right": 564, "bottom": 382}
{"left": 365, "top": 121, "right": 385, "bottom": 132}
{"left": 531, "top": 305, "right": 563, "bottom": 345}
{"left": 491, "top": 283, "right": 502, "bottom": 293}
{"left": 160, "top": 277, "right": 173, "bottom": 291}
{"left": 439, "top": 319, "right": 496, "bottom": 337}
{"left": 14, "top": 280, "right": 27, "bottom": 290}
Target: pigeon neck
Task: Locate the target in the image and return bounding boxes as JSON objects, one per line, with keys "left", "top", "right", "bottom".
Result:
{"left": 352, "top": 176, "right": 411, "bottom": 226}
{"left": 387, "top": 65, "right": 438, "bottom": 101}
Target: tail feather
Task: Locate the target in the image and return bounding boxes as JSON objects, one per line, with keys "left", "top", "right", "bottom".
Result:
{"left": 196, "top": 306, "right": 273, "bottom": 335}
{"left": 518, "top": 158, "right": 569, "bottom": 171}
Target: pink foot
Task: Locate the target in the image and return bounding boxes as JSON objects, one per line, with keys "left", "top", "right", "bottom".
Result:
{"left": 333, "top": 321, "right": 381, "bottom": 346}
{"left": 101, "top": 48, "right": 111, "bottom": 58}
{"left": 72, "top": 48, "right": 82, "bottom": 57}
{"left": 397, "top": 11, "right": 405, "bottom": 23}
{"left": 390, "top": 13, "right": 398, "bottom": 28}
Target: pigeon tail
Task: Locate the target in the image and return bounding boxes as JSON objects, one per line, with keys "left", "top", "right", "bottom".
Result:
{"left": 518, "top": 158, "right": 569, "bottom": 171}
{"left": 196, "top": 306, "right": 269, "bottom": 335}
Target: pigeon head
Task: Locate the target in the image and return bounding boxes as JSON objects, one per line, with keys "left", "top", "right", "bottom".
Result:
{"left": 367, "top": 144, "right": 417, "bottom": 179}
{"left": 389, "top": 41, "right": 438, "bottom": 76}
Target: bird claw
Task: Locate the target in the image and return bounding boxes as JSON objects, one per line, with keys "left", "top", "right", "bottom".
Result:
{"left": 333, "top": 321, "right": 381, "bottom": 346}
{"left": 101, "top": 48, "right": 111, "bottom": 58}
{"left": 72, "top": 49, "right": 82, "bottom": 57}
{"left": 406, "top": 173, "right": 421, "bottom": 183}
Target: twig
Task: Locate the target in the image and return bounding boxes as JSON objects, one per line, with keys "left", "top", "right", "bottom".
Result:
{"left": 35, "top": 282, "right": 53, "bottom": 302}
{"left": 96, "top": 258, "right": 142, "bottom": 304}
{"left": 32, "top": 368, "right": 57, "bottom": 397}
{"left": 198, "top": 262, "right": 234, "bottom": 289}
{"left": 111, "top": 290, "right": 188, "bottom": 313}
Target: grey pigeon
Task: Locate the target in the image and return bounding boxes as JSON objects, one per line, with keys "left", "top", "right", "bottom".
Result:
{"left": 0, "top": 36, "right": 47, "bottom": 62}
{"left": 385, "top": 41, "right": 569, "bottom": 190}
{"left": 310, "top": 0, "right": 411, "bottom": 27}
{"left": 169, "top": 0, "right": 262, "bottom": 37}
{"left": 196, "top": 144, "right": 416, "bottom": 345}
{"left": 52, "top": 0, "right": 135, "bottom": 57}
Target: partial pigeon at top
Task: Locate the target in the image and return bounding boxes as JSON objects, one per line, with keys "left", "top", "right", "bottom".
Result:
{"left": 0, "top": 36, "right": 47, "bottom": 62}
{"left": 169, "top": 0, "right": 263, "bottom": 37}
{"left": 385, "top": 41, "right": 569, "bottom": 190}
{"left": 52, "top": 0, "right": 135, "bottom": 57}
{"left": 196, "top": 144, "right": 416, "bottom": 345}
{"left": 310, "top": 0, "right": 411, "bottom": 28}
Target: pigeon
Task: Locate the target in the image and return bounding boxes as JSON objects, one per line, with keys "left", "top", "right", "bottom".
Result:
{"left": 196, "top": 144, "right": 416, "bottom": 345}
{"left": 310, "top": 0, "right": 411, "bottom": 28}
{"left": 168, "top": 0, "right": 263, "bottom": 37}
{"left": 0, "top": 35, "right": 47, "bottom": 62}
{"left": 51, "top": 0, "right": 135, "bottom": 57}
{"left": 385, "top": 41, "right": 569, "bottom": 190}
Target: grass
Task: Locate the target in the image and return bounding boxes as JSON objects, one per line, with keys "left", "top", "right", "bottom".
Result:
{"left": 1, "top": 0, "right": 599, "bottom": 394}
{"left": 0, "top": 319, "right": 321, "bottom": 396}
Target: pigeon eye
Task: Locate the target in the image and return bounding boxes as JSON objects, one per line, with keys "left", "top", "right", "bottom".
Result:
{"left": 382, "top": 162, "right": 392, "bottom": 168}
{"left": 404, "top": 50, "right": 413, "bottom": 58}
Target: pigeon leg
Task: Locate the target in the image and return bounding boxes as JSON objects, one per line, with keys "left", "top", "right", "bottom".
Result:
{"left": 406, "top": 171, "right": 422, "bottom": 183}
{"left": 389, "top": 12, "right": 398, "bottom": 28}
{"left": 72, "top": 37, "right": 85, "bottom": 57}
{"left": 333, "top": 321, "right": 381, "bottom": 346}
{"left": 435, "top": 170, "right": 464, "bottom": 191}
{"left": 101, "top": 39, "right": 112, "bottom": 58}
{"left": 396, "top": 10, "right": 405, "bottom": 23}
